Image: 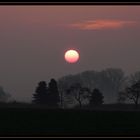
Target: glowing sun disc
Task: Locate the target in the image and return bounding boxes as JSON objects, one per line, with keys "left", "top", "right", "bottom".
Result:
{"left": 64, "top": 49, "right": 79, "bottom": 63}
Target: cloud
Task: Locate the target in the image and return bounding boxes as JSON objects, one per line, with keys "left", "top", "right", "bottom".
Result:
{"left": 69, "top": 19, "right": 137, "bottom": 30}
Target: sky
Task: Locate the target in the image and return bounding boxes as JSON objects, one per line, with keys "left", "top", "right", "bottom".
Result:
{"left": 0, "top": 6, "right": 140, "bottom": 102}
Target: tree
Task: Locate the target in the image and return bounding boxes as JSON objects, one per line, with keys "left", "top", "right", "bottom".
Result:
{"left": 57, "top": 78, "right": 67, "bottom": 108}
{"left": 58, "top": 68, "right": 126, "bottom": 104}
{"left": 32, "top": 81, "right": 48, "bottom": 104}
{"left": 47, "top": 78, "right": 60, "bottom": 108}
{"left": 123, "top": 80, "right": 140, "bottom": 108}
{"left": 89, "top": 88, "right": 104, "bottom": 106}
{"left": 129, "top": 71, "right": 140, "bottom": 85}
{"left": 0, "top": 86, "right": 11, "bottom": 102}
{"left": 98, "top": 68, "right": 126, "bottom": 103}
{"left": 129, "top": 81, "right": 140, "bottom": 106}
{"left": 117, "top": 91, "right": 126, "bottom": 104}
{"left": 66, "top": 83, "right": 90, "bottom": 108}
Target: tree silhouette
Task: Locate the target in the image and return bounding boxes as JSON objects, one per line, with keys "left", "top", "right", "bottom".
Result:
{"left": 57, "top": 78, "right": 67, "bottom": 108}
{"left": 58, "top": 68, "right": 126, "bottom": 104}
{"left": 98, "top": 68, "right": 126, "bottom": 103}
{"left": 0, "top": 86, "right": 11, "bottom": 102}
{"left": 47, "top": 78, "right": 60, "bottom": 108}
{"left": 122, "top": 80, "right": 140, "bottom": 108}
{"left": 117, "top": 91, "right": 126, "bottom": 104}
{"left": 89, "top": 88, "right": 104, "bottom": 106}
{"left": 32, "top": 81, "right": 48, "bottom": 104}
{"left": 130, "top": 71, "right": 140, "bottom": 84}
{"left": 67, "top": 83, "right": 90, "bottom": 108}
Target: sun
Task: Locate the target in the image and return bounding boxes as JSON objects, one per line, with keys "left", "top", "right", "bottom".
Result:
{"left": 64, "top": 49, "right": 80, "bottom": 63}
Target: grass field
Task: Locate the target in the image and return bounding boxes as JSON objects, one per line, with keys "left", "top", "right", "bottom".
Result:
{"left": 0, "top": 104, "right": 140, "bottom": 137}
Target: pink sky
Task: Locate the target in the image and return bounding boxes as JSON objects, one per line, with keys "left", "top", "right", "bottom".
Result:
{"left": 0, "top": 6, "right": 140, "bottom": 102}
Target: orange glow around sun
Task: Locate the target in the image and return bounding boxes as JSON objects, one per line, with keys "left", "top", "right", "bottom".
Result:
{"left": 64, "top": 49, "right": 79, "bottom": 63}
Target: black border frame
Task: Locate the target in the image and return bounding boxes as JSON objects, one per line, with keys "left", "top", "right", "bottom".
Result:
{"left": 0, "top": 1, "right": 140, "bottom": 138}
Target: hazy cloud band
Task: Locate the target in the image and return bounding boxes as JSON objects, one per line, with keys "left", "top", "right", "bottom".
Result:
{"left": 69, "top": 20, "right": 137, "bottom": 30}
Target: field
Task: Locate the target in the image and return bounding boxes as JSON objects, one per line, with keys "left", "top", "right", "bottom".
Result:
{"left": 0, "top": 104, "right": 140, "bottom": 137}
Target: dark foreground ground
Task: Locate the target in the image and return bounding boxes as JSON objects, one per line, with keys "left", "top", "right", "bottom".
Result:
{"left": 0, "top": 104, "right": 140, "bottom": 137}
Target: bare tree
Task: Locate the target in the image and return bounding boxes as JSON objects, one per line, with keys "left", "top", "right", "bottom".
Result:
{"left": 129, "top": 71, "right": 140, "bottom": 85}
{"left": 66, "top": 83, "right": 90, "bottom": 108}
{"left": 120, "top": 80, "right": 140, "bottom": 108}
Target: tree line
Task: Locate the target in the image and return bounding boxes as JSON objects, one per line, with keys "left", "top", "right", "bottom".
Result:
{"left": 1, "top": 68, "right": 140, "bottom": 109}
{"left": 32, "top": 79, "right": 104, "bottom": 108}
{"left": 32, "top": 68, "right": 140, "bottom": 109}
